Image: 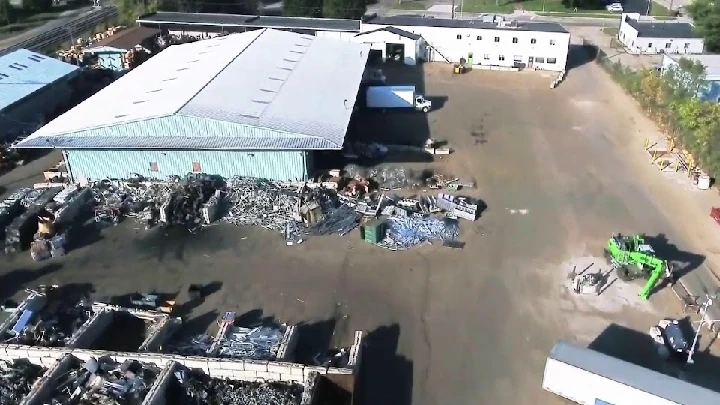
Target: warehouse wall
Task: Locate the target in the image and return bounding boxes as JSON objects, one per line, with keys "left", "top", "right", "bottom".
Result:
{"left": 65, "top": 149, "right": 311, "bottom": 182}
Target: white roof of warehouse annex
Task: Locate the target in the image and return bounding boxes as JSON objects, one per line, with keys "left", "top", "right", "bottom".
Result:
{"left": 16, "top": 28, "right": 370, "bottom": 150}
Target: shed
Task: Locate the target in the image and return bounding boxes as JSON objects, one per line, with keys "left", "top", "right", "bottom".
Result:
{"left": 353, "top": 26, "right": 425, "bottom": 65}
{"left": 84, "top": 27, "right": 160, "bottom": 71}
{"left": 0, "top": 49, "right": 79, "bottom": 139}
{"left": 15, "top": 29, "right": 370, "bottom": 183}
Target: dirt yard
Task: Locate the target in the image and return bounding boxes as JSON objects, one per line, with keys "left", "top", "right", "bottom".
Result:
{"left": 2, "top": 59, "right": 720, "bottom": 405}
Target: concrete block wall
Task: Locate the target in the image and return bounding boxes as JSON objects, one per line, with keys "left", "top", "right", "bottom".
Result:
{"left": 0, "top": 345, "right": 66, "bottom": 366}
{"left": 66, "top": 310, "right": 113, "bottom": 349}
{"left": 139, "top": 316, "right": 178, "bottom": 352}
{"left": 277, "top": 325, "right": 299, "bottom": 361}
{"left": 348, "top": 330, "right": 365, "bottom": 374}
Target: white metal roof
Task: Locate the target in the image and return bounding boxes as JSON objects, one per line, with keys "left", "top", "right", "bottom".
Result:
{"left": 667, "top": 54, "right": 720, "bottom": 81}
{"left": 18, "top": 29, "right": 370, "bottom": 150}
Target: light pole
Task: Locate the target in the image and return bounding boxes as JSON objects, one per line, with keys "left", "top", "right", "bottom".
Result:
{"left": 687, "top": 294, "right": 719, "bottom": 365}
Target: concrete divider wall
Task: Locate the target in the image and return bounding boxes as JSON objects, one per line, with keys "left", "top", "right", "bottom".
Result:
{"left": 66, "top": 310, "right": 113, "bottom": 349}
{"left": 348, "top": 330, "right": 364, "bottom": 374}
{"left": 21, "top": 353, "right": 75, "bottom": 405}
{"left": 0, "top": 345, "right": 67, "bottom": 366}
{"left": 277, "top": 325, "right": 299, "bottom": 361}
{"left": 139, "top": 316, "right": 176, "bottom": 352}
{"left": 142, "top": 360, "right": 177, "bottom": 405}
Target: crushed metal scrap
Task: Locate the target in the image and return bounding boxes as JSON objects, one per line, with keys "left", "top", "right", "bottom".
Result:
{"left": 0, "top": 359, "right": 45, "bottom": 405}
{"left": 171, "top": 368, "right": 303, "bottom": 405}
{"left": 217, "top": 325, "right": 285, "bottom": 361}
{"left": 47, "top": 357, "right": 160, "bottom": 405}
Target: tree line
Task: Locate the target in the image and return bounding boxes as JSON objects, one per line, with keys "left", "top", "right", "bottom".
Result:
{"left": 599, "top": 53, "right": 720, "bottom": 178}
{"left": 688, "top": 0, "right": 720, "bottom": 52}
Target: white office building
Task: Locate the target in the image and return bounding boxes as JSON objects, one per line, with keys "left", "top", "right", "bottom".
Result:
{"left": 618, "top": 13, "right": 704, "bottom": 55}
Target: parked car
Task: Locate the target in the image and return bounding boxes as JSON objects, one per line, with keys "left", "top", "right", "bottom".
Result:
{"left": 606, "top": 3, "right": 624, "bottom": 11}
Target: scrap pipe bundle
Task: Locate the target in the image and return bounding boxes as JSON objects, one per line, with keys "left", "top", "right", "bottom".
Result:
{"left": 378, "top": 216, "right": 460, "bottom": 250}
{"left": 222, "top": 177, "right": 301, "bottom": 232}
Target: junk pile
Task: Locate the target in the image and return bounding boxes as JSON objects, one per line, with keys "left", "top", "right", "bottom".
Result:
{"left": 47, "top": 357, "right": 160, "bottom": 405}
{"left": 91, "top": 175, "right": 222, "bottom": 230}
{"left": 217, "top": 325, "right": 285, "bottom": 360}
{"left": 222, "top": 177, "right": 306, "bottom": 232}
{"left": 1, "top": 186, "right": 90, "bottom": 257}
{"left": 374, "top": 216, "right": 460, "bottom": 251}
{"left": 0, "top": 359, "right": 46, "bottom": 405}
{"left": 172, "top": 369, "right": 303, "bottom": 405}
{"left": 164, "top": 334, "right": 214, "bottom": 356}
{"left": 6, "top": 290, "right": 91, "bottom": 347}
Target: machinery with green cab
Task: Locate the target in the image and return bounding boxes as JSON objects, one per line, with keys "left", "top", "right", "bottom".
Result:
{"left": 604, "top": 233, "right": 674, "bottom": 300}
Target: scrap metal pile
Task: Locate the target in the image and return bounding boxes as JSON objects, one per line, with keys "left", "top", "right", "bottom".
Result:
{"left": 217, "top": 325, "right": 285, "bottom": 360}
{"left": 91, "top": 175, "right": 222, "bottom": 230}
{"left": 377, "top": 216, "right": 460, "bottom": 251}
{"left": 164, "top": 334, "right": 214, "bottom": 356}
{"left": 47, "top": 357, "right": 160, "bottom": 405}
{"left": 0, "top": 360, "right": 45, "bottom": 405}
{"left": 7, "top": 298, "right": 91, "bottom": 347}
{"left": 172, "top": 369, "right": 303, "bottom": 405}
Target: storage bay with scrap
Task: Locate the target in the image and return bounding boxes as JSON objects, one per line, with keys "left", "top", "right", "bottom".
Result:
{"left": 1, "top": 162, "right": 479, "bottom": 261}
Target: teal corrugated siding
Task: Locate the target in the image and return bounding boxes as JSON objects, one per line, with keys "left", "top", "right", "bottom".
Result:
{"left": 65, "top": 149, "right": 310, "bottom": 182}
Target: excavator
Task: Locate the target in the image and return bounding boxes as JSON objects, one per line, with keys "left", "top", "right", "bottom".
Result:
{"left": 604, "top": 234, "right": 674, "bottom": 300}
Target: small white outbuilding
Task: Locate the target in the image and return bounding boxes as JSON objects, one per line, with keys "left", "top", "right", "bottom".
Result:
{"left": 352, "top": 26, "right": 425, "bottom": 66}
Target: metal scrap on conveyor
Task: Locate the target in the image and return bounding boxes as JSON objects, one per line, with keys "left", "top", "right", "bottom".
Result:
{"left": 173, "top": 369, "right": 303, "bottom": 405}
{"left": 377, "top": 216, "right": 460, "bottom": 251}
{"left": 217, "top": 325, "right": 285, "bottom": 360}
{"left": 48, "top": 357, "right": 160, "bottom": 405}
{"left": 0, "top": 360, "right": 45, "bottom": 405}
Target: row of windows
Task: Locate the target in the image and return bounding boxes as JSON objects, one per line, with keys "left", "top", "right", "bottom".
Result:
{"left": 479, "top": 54, "right": 557, "bottom": 64}
{"left": 149, "top": 161, "right": 202, "bottom": 172}
{"left": 647, "top": 42, "right": 692, "bottom": 50}
{"left": 456, "top": 34, "right": 556, "bottom": 46}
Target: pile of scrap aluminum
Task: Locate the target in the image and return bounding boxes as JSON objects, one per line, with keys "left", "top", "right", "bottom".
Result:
{"left": 5, "top": 187, "right": 64, "bottom": 254}
{"left": 377, "top": 216, "right": 460, "bottom": 251}
{"left": 0, "top": 359, "right": 46, "bottom": 405}
{"left": 173, "top": 369, "right": 303, "bottom": 405}
{"left": 48, "top": 357, "right": 159, "bottom": 405}
{"left": 91, "top": 175, "right": 222, "bottom": 229}
{"left": 7, "top": 296, "right": 91, "bottom": 347}
{"left": 217, "top": 325, "right": 285, "bottom": 360}
{"left": 164, "top": 334, "right": 214, "bottom": 356}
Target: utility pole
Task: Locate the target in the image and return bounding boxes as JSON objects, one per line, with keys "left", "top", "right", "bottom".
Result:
{"left": 451, "top": 0, "right": 456, "bottom": 19}
{"left": 687, "top": 293, "right": 719, "bottom": 365}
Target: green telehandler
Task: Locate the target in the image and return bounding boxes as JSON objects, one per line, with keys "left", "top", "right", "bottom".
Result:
{"left": 604, "top": 234, "right": 674, "bottom": 300}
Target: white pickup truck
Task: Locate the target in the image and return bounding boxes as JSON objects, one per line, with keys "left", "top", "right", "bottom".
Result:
{"left": 366, "top": 85, "right": 432, "bottom": 113}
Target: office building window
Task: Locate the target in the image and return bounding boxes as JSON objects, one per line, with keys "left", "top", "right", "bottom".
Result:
{"left": 550, "top": 39, "right": 556, "bottom": 45}
{"left": 477, "top": 36, "right": 482, "bottom": 40}
{"left": 512, "top": 37, "right": 518, "bottom": 43}
{"left": 457, "top": 34, "right": 462, "bottom": 39}
{"left": 665, "top": 42, "right": 671, "bottom": 49}
{"left": 531, "top": 38, "right": 536, "bottom": 44}
{"left": 483, "top": 54, "right": 490, "bottom": 60}
{"left": 547, "top": 57, "right": 557, "bottom": 64}
{"left": 494, "top": 36, "right": 500, "bottom": 42}
{"left": 535, "top": 57, "right": 545, "bottom": 63}
{"left": 149, "top": 162, "right": 159, "bottom": 172}
{"left": 685, "top": 42, "right": 690, "bottom": 49}
{"left": 192, "top": 162, "right": 202, "bottom": 173}
{"left": 499, "top": 55, "right": 505, "bottom": 61}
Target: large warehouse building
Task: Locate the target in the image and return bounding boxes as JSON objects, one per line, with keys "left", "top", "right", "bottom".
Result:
{"left": 0, "top": 49, "right": 79, "bottom": 139}
{"left": 15, "top": 28, "right": 370, "bottom": 183}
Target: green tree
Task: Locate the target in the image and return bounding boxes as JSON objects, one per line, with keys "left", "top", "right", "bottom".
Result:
{"left": 687, "top": 0, "right": 720, "bottom": 52}
{"left": 663, "top": 58, "right": 706, "bottom": 101}
{"left": 323, "top": 0, "right": 365, "bottom": 19}
{"left": 117, "top": 0, "right": 161, "bottom": 25}
{"left": 23, "top": 0, "right": 52, "bottom": 13}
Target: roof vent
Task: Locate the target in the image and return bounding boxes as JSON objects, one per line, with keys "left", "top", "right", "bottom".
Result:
{"left": 8, "top": 65, "right": 21, "bottom": 70}
{"left": 147, "top": 89, "right": 162, "bottom": 93}
{"left": 132, "top": 100, "right": 146, "bottom": 104}
{"left": 14, "top": 63, "right": 28, "bottom": 68}
{"left": 162, "top": 77, "right": 177, "bottom": 82}
{"left": 114, "top": 114, "right": 129, "bottom": 119}
{"left": 177, "top": 67, "right": 188, "bottom": 71}
{"left": 0, "top": 73, "right": 8, "bottom": 78}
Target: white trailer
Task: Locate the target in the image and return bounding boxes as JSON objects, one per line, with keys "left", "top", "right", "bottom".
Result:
{"left": 543, "top": 341, "right": 720, "bottom": 405}
{"left": 366, "top": 85, "right": 432, "bottom": 113}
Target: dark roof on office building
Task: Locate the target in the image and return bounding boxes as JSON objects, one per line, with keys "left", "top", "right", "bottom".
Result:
{"left": 549, "top": 341, "right": 720, "bottom": 404}
{"left": 137, "top": 12, "right": 361, "bottom": 32}
{"left": 363, "top": 15, "right": 568, "bottom": 34}
{"left": 624, "top": 16, "right": 700, "bottom": 38}
{"left": 356, "top": 26, "right": 421, "bottom": 40}
{"left": 87, "top": 27, "right": 160, "bottom": 51}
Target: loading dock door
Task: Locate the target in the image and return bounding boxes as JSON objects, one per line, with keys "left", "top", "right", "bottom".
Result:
{"left": 386, "top": 43, "right": 404, "bottom": 62}
{"left": 368, "top": 49, "right": 383, "bottom": 64}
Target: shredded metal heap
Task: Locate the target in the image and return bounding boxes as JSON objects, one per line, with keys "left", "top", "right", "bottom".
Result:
{"left": 172, "top": 369, "right": 303, "bottom": 405}
{"left": 0, "top": 360, "right": 45, "bottom": 405}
